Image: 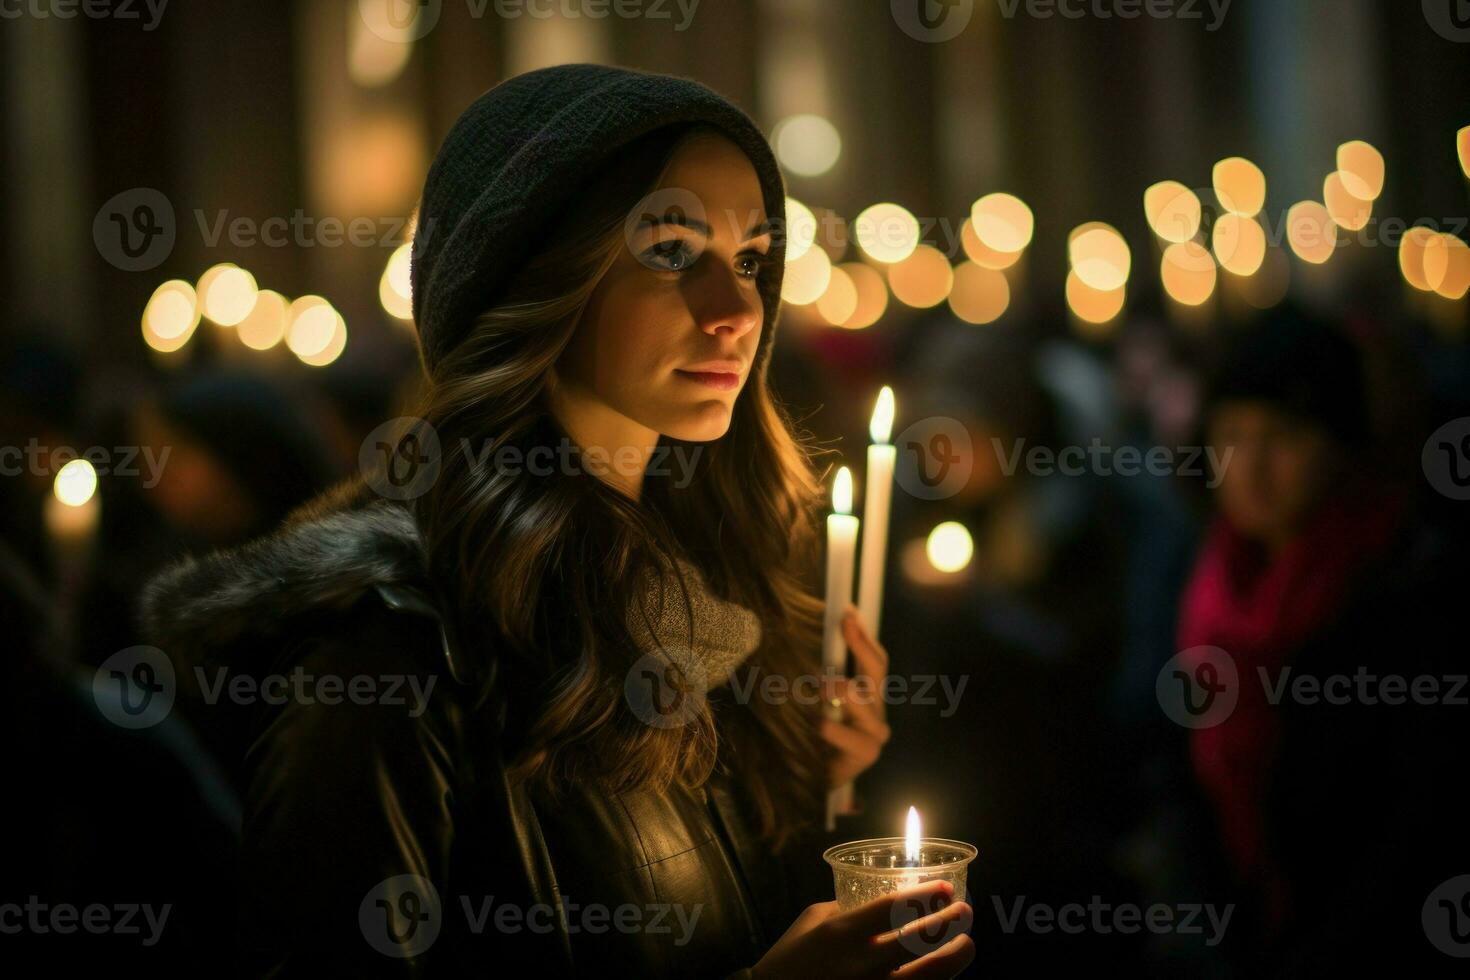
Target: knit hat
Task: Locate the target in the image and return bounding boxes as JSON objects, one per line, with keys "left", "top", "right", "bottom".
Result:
{"left": 410, "top": 63, "right": 789, "bottom": 376}
{"left": 1205, "top": 303, "right": 1371, "bottom": 446}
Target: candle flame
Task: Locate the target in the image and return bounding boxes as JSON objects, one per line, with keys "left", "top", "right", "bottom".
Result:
{"left": 832, "top": 466, "right": 853, "bottom": 515}
{"left": 869, "top": 386, "right": 895, "bottom": 444}
{"left": 904, "top": 805, "right": 921, "bottom": 862}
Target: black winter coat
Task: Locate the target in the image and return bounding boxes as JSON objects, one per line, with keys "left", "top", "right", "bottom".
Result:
{"left": 140, "top": 491, "right": 833, "bottom": 977}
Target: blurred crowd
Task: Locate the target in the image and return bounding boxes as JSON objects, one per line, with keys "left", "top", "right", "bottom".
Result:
{"left": 4, "top": 295, "right": 1468, "bottom": 974}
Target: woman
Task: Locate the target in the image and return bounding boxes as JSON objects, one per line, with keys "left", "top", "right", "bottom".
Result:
{"left": 141, "top": 64, "right": 975, "bottom": 977}
{"left": 1177, "top": 305, "right": 1462, "bottom": 974}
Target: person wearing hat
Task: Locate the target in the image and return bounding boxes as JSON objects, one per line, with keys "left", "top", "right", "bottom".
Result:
{"left": 140, "top": 64, "right": 975, "bottom": 977}
{"left": 1174, "top": 304, "right": 1463, "bottom": 975}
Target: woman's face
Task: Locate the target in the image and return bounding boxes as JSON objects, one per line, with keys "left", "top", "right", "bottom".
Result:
{"left": 1208, "top": 400, "right": 1339, "bottom": 547}
{"left": 555, "top": 132, "right": 772, "bottom": 445}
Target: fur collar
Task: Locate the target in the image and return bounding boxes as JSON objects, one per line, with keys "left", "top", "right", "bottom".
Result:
{"left": 138, "top": 482, "right": 451, "bottom": 674}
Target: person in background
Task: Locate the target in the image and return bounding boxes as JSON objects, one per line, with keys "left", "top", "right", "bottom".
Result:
{"left": 1179, "top": 304, "right": 1464, "bottom": 976}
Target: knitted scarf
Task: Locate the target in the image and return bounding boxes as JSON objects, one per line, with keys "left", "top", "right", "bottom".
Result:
{"left": 625, "top": 555, "right": 763, "bottom": 689}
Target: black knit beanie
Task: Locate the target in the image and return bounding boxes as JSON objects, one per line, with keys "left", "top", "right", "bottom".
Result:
{"left": 1205, "top": 303, "right": 1371, "bottom": 447}
{"left": 410, "top": 63, "right": 788, "bottom": 377}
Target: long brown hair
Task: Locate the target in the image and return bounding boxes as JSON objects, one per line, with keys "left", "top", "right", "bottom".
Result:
{"left": 407, "top": 123, "right": 828, "bottom": 851}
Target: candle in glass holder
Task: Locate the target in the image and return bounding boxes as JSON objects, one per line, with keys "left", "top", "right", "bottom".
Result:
{"left": 823, "top": 806, "right": 976, "bottom": 911}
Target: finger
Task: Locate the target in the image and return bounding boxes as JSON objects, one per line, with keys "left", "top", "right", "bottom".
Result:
{"left": 874, "top": 900, "right": 973, "bottom": 973}
{"left": 823, "top": 678, "right": 891, "bottom": 743}
{"left": 842, "top": 604, "right": 890, "bottom": 676}
{"left": 888, "top": 932, "right": 977, "bottom": 979}
{"left": 842, "top": 605, "right": 889, "bottom": 722}
{"left": 820, "top": 718, "right": 883, "bottom": 770}
{"left": 835, "top": 879, "right": 954, "bottom": 938}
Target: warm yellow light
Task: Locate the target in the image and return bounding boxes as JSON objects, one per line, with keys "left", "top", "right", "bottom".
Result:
{"left": 1212, "top": 157, "right": 1266, "bottom": 216}
{"left": 838, "top": 262, "right": 888, "bottom": 329}
{"left": 904, "top": 806, "right": 921, "bottom": 862}
{"left": 887, "top": 244, "right": 953, "bottom": 308}
{"left": 1069, "top": 222, "right": 1131, "bottom": 291}
{"left": 54, "top": 458, "right": 97, "bottom": 507}
{"left": 142, "top": 280, "right": 201, "bottom": 352}
{"left": 785, "top": 198, "right": 818, "bottom": 261}
{"left": 1212, "top": 213, "right": 1267, "bottom": 276}
{"left": 960, "top": 218, "right": 1023, "bottom": 270}
{"left": 969, "top": 193, "right": 1034, "bottom": 254}
{"left": 870, "top": 386, "right": 895, "bottom": 444}
{"left": 1143, "top": 181, "right": 1202, "bottom": 243}
{"left": 1240, "top": 246, "right": 1291, "bottom": 310}
{"left": 1400, "top": 226, "right": 1438, "bottom": 292}
{"left": 1459, "top": 126, "right": 1470, "bottom": 181}
{"left": 286, "top": 296, "right": 338, "bottom": 358}
{"left": 237, "top": 289, "right": 290, "bottom": 350}
{"left": 1323, "top": 172, "right": 1372, "bottom": 232}
{"left": 815, "top": 265, "right": 858, "bottom": 326}
{"left": 1424, "top": 233, "right": 1470, "bottom": 300}
{"left": 1161, "top": 241, "right": 1218, "bottom": 306}
{"left": 926, "top": 521, "right": 973, "bottom": 573}
{"left": 832, "top": 466, "right": 853, "bottom": 515}
{"left": 855, "top": 203, "right": 920, "bottom": 263}
{"left": 782, "top": 246, "right": 833, "bottom": 305}
{"left": 1065, "top": 270, "right": 1125, "bottom": 325}
{"left": 1285, "top": 201, "right": 1337, "bottom": 264}
{"left": 773, "top": 114, "right": 842, "bottom": 178}
{"left": 1336, "top": 141, "right": 1385, "bottom": 200}
{"left": 200, "top": 264, "right": 259, "bottom": 327}
{"left": 296, "top": 313, "right": 348, "bottom": 367}
{"left": 948, "top": 261, "right": 1010, "bottom": 325}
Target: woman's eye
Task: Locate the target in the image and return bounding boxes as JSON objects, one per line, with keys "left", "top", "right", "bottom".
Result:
{"left": 737, "top": 253, "right": 769, "bottom": 280}
{"left": 642, "top": 239, "right": 697, "bottom": 272}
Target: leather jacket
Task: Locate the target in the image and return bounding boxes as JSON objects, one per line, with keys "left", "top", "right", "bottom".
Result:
{"left": 140, "top": 491, "right": 836, "bottom": 977}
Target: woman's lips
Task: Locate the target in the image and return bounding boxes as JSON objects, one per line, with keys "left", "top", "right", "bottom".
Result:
{"left": 675, "top": 370, "right": 741, "bottom": 391}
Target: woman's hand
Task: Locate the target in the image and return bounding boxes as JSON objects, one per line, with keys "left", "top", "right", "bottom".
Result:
{"left": 822, "top": 602, "right": 892, "bottom": 790}
{"left": 750, "top": 879, "right": 975, "bottom": 980}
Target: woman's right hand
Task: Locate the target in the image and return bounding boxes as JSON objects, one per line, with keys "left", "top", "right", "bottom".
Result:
{"left": 750, "top": 880, "right": 975, "bottom": 979}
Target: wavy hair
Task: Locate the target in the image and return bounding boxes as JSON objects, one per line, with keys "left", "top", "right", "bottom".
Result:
{"left": 404, "top": 123, "right": 828, "bottom": 851}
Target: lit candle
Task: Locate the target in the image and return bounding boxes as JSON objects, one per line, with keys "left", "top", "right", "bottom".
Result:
{"left": 45, "top": 459, "right": 101, "bottom": 552}
{"left": 822, "top": 804, "right": 978, "bottom": 910}
{"left": 858, "top": 386, "right": 896, "bottom": 643}
{"left": 823, "top": 466, "right": 859, "bottom": 831}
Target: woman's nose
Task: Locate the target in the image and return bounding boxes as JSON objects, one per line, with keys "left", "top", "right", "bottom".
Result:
{"left": 692, "top": 267, "right": 760, "bottom": 340}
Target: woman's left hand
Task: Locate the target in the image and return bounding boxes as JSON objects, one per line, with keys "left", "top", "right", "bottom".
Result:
{"left": 821, "top": 602, "right": 892, "bottom": 790}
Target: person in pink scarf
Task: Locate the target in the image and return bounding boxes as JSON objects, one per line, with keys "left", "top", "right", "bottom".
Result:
{"left": 1176, "top": 305, "right": 1462, "bottom": 974}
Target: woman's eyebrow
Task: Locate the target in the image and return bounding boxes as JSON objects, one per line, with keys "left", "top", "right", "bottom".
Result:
{"left": 634, "top": 210, "right": 773, "bottom": 242}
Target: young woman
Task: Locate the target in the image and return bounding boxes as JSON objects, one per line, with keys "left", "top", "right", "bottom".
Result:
{"left": 142, "top": 64, "right": 975, "bottom": 977}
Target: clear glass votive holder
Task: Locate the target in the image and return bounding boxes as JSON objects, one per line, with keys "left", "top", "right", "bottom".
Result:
{"left": 823, "top": 837, "right": 978, "bottom": 912}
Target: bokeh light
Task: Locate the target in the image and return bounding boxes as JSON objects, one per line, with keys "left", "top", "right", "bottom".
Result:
{"left": 947, "top": 261, "right": 1010, "bottom": 324}
{"left": 1161, "top": 241, "right": 1218, "bottom": 306}
{"left": 887, "top": 244, "right": 954, "bottom": 308}
{"left": 1212, "top": 156, "right": 1266, "bottom": 216}
{"left": 1285, "top": 201, "right": 1337, "bottom": 264}
{"left": 970, "top": 193, "right": 1034, "bottom": 254}
{"left": 1069, "top": 222, "right": 1130, "bottom": 291}
{"left": 773, "top": 114, "right": 842, "bottom": 178}
{"left": 1143, "top": 180, "right": 1202, "bottom": 243}
{"left": 855, "top": 202, "right": 920, "bottom": 263}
